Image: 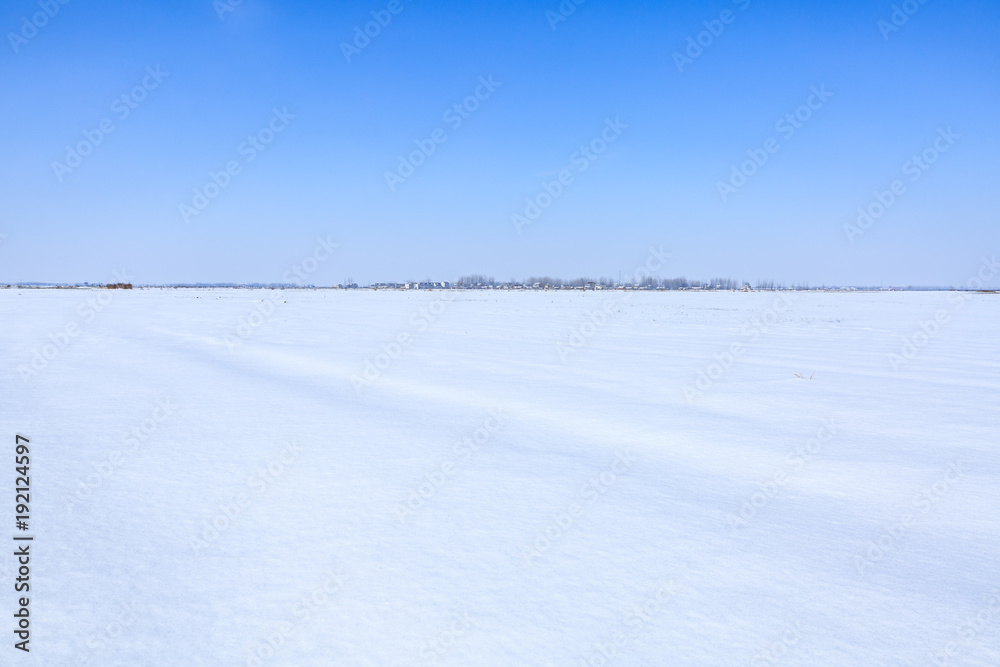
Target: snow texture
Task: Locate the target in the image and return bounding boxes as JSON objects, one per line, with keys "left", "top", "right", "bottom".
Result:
{"left": 2, "top": 289, "right": 998, "bottom": 666}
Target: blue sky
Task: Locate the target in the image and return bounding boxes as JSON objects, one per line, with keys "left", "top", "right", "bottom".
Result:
{"left": 1, "top": 0, "right": 997, "bottom": 286}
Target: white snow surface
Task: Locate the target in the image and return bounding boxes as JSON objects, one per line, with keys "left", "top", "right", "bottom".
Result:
{"left": 2, "top": 288, "right": 999, "bottom": 666}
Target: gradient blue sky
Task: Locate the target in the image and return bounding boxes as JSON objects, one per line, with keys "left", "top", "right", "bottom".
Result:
{"left": 1, "top": 0, "right": 998, "bottom": 286}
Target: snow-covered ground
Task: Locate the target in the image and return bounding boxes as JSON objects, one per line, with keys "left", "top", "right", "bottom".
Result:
{"left": 2, "top": 288, "right": 998, "bottom": 666}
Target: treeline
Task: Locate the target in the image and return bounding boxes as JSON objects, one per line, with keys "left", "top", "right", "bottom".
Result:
{"left": 458, "top": 275, "right": 779, "bottom": 289}
{"left": 456, "top": 274, "right": 498, "bottom": 287}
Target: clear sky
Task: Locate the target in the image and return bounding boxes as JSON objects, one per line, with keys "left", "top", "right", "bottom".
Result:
{"left": 1, "top": 0, "right": 998, "bottom": 286}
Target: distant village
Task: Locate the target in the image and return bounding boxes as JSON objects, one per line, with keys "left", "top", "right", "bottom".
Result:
{"left": 5, "top": 277, "right": 983, "bottom": 292}
{"left": 367, "top": 281, "right": 747, "bottom": 291}
{"left": 360, "top": 277, "right": 847, "bottom": 291}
